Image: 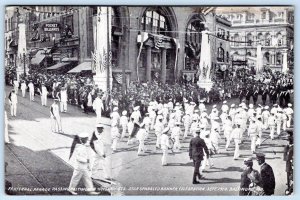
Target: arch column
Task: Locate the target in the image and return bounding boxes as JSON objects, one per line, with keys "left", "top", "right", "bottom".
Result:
{"left": 161, "top": 48, "right": 167, "bottom": 83}
{"left": 146, "top": 45, "right": 152, "bottom": 82}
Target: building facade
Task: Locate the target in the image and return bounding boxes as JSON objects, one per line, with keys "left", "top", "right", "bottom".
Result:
{"left": 5, "top": 6, "right": 232, "bottom": 84}
{"left": 218, "top": 7, "right": 294, "bottom": 71}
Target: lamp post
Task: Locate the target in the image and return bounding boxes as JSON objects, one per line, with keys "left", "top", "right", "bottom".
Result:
{"left": 43, "top": 47, "right": 48, "bottom": 72}
{"left": 52, "top": 36, "right": 56, "bottom": 46}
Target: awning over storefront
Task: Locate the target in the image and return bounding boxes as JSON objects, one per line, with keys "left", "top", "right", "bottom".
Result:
{"left": 67, "top": 62, "right": 92, "bottom": 73}
{"left": 47, "top": 62, "right": 71, "bottom": 70}
{"left": 31, "top": 50, "right": 46, "bottom": 65}
{"left": 61, "top": 57, "right": 78, "bottom": 62}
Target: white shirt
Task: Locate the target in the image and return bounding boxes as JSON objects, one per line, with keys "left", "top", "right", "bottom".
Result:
{"left": 73, "top": 144, "right": 90, "bottom": 170}
{"left": 50, "top": 103, "right": 60, "bottom": 117}
{"left": 60, "top": 90, "right": 67, "bottom": 102}
{"left": 160, "top": 134, "right": 170, "bottom": 150}
{"left": 28, "top": 83, "right": 34, "bottom": 92}
{"left": 93, "top": 97, "right": 104, "bottom": 112}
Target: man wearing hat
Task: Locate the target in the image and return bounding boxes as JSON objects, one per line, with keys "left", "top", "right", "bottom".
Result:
{"left": 171, "top": 122, "right": 182, "bottom": 151}
{"left": 154, "top": 115, "right": 164, "bottom": 149}
{"left": 131, "top": 106, "right": 141, "bottom": 124}
{"left": 198, "top": 99, "right": 206, "bottom": 113}
{"left": 239, "top": 158, "right": 254, "bottom": 196}
{"left": 248, "top": 117, "right": 258, "bottom": 153}
{"left": 189, "top": 129, "right": 209, "bottom": 184}
{"left": 20, "top": 80, "right": 27, "bottom": 97}
{"left": 221, "top": 101, "right": 229, "bottom": 114}
{"left": 120, "top": 110, "right": 129, "bottom": 139}
{"left": 92, "top": 93, "right": 104, "bottom": 124}
{"left": 161, "top": 127, "right": 171, "bottom": 166}
{"left": 110, "top": 107, "right": 120, "bottom": 127}
{"left": 232, "top": 124, "right": 243, "bottom": 160}
{"left": 90, "top": 124, "right": 111, "bottom": 180}
{"left": 229, "top": 104, "right": 236, "bottom": 126}
{"left": 182, "top": 113, "right": 191, "bottom": 138}
{"left": 28, "top": 80, "right": 35, "bottom": 101}
{"left": 38, "top": 83, "right": 48, "bottom": 106}
{"left": 276, "top": 108, "right": 283, "bottom": 136}
{"left": 8, "top": 89, "right": 18, "bottom": 117}
{"left": 262, "top": 106, "right": 270, "bottom": 129}
{"left": 50, "top": 99, "right": 63, "bottom": 133}
{"left": 256, "top": 153, "right": 276, "bottom": 195}
{"left": 68, "top": 132, "right": 99, "bottom": 195}
{"left": 136, "top": 123, "right": 147, "bottom": 156}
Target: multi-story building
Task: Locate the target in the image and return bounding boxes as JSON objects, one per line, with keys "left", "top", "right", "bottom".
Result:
{"left": 5, "top": 6, "right": 232, "bottom": 84}
{"left": 218, "top": 6, "right": 294, "bottom": 71}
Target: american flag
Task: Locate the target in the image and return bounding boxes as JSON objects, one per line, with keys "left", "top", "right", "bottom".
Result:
{"left": 113, "top": 73, "right": 123, "bottom": 84}
{"left": 154, "top": 36, "right": 163, "bottom": 49}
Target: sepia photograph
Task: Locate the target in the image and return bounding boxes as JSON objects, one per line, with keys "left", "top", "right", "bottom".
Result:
{"left": 4, "top": 5, "right": 294, "bottom": 196}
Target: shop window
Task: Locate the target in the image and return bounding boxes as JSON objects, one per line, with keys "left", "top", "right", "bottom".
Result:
{"left": 141, "top": 10, "right": 170, "bottom": 36}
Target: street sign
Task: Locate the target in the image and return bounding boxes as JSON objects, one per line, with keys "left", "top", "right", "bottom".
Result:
{"left": 43, "top": 23, "right": 61, "bottom": 32}
{"left": 232, "top": 60, "right": 247, "bottom": 66}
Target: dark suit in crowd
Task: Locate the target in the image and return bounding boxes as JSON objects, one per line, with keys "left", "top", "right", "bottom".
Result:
{"left": 189, "top": 133, "right": 209, "bottom": 184}
{"left": 260, "top": 163, "right": 276, "bottom": 195}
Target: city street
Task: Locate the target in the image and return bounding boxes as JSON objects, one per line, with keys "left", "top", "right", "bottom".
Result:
{"left": 5, "top": 85, "right": 290, "bottom": 195}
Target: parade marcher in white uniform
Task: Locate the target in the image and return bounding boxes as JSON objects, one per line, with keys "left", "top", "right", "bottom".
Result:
{"left": 20, "top": 81, "right": 27, "bottom": 97}
{"left": 50, "top": 99, "right": 63, "bottom": 133}
{"left": 209, "top": 105, "right": 219, "bottom": 121}
{"left": 183, "top": 113, "right": 191, "bottom": 138}
{"left": 90, "top": 124, "right": 111, "bottom": 180}
{"left": 268, "top": 113, "right": 276, "bottom": 140}
{"left": 111, "top": 121, "right": 120, "bottom": 152}
{"left": 92, "top": 93, "right": 104, "bottom": 124}
{"left": 136, "top": 123, "right": 147, "bottom": 156}
{"left": 13, "top": 79, "right": 19, "bottom": 95}
{"left": 282, "top": 109, "right": 288, "bottom": 132}
{"left": 154, "top": 115, "right": 164, "bottom": 149}
{"left": 248, "top": 117, "right": 258, "bottom": 153}
{"left": 247, "top": 104, "right": 255, "bottom": 118}
{"left": 256, "top": 104, "right": 262, "bottom": 116}
{"left": 270, "top": 104, "right": 278, "bottom": 115}
{"left": 210, "top": 127, "right": 221, "bottom": 154}
{"left": 110, "top": 107, "right": 120, "bottom": 126}
{"left": 198, "top": 99, "right": 206, "bottom": 113}
{"left": 120, "top": 111, "right": 129, "bottom": 139}
{"left": 232, "top": 124, "right": 243, "bottom": 160}
{"left": 57, "top": 87, "right": 68, "bottom": 112}
{"left": 190, "top": 118, "right": 199, "bottom": 138}
{"left": 285, "top": 103, "right": 293, "bottom": 128}
{"left": 276, "top": 108, "right": 283, "bottom": 136}
{"left": 8, "top": 89, "right": 17, "bottom": 117}
{"left": 171, "top": 122, "right": 182, "bottom": 151}
{"left": 38, "top": 83, "right": 48, "bottom": 106}
{"left": 262, "top": 106, "right": 270, "bottom": 129}
{"left": 131, "top": 106, "right": 141, "bottom": 123}
{"left": 68, "top": 132, "right": 98, "bottom": 195}
{"left": 255, "top": 116, "right": 263, "bottom": 146}
{"left": 142, "top": 113, "right": 151, "bottom": 138}
{"left": 229, "top": 104, "right": 236, "bottom": 126}
{"left": 224, "top": 117, "right": 233, "bottom": 150}
{"left": 161, "top": 127, "right": 170, "bottom": 166}
{"left": 221, "top": 101, "right": 229, "bottom": 114}
{"left": 200, "top": 126, "right": 213, "bottom": 172}
{"left": 28, "top": 81, "right": 35, "bottom": 101}
{"left": 149, "top": 105, "right": 157, "bottom": 130}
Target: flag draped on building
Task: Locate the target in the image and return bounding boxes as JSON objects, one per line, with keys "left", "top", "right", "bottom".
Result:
{"left": 92, "top": 7, "right": 112, "bottom": 92}
{"left": 282, "top": 50, "right": 288, "bottom": 74}
{"left": 136, "top": 32, "right": 149, "bottom": 81}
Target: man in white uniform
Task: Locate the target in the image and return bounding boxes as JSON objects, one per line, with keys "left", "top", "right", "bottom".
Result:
{"left": 161, "top": 127, "right": 170, "bottom": 166}
{"left": 38, "top": 83, "right": 48, "bottom": 106}
{"left": 20, "top": 81, "right": 27, "bottom": 97}
{"left": 8, "top": 89, "right": 18, "bottom": 117}
{"left": 28, "top": 81, "right": 35, "bottom": 101}
{"left": 68, "top": 132, "right": 98, "bottom": 195}
{"left": 92, "top": 93, "right": 104, "bottom": 124}
{"left": 50, "top": 99, "right": 63, "bottom": 133}
{"left": 58, "top": 87, "right": 68, "bottom": 112}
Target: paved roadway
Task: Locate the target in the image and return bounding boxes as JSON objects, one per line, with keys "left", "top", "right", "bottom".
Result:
{"left": 5, "top": 86, "right": 290, "bottom": 195}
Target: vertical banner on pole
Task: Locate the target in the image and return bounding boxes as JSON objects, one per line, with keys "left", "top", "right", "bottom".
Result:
{"left": 92, "top": 7, "right": 112, "bottom": 92}
{"left": 17, "top": 23, "right": 27, "bottom": 81}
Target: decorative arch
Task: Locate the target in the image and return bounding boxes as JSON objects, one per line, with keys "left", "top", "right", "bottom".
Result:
{"left": 246, "top": 33, "right": 253, "bottom": 46}
{"left": 263, "top": 51, "right": 270, "bottom": 64}
{"left": 139, "top": 7, "right": 178, "bottom": 38}
{"left": 265, "top": 32, "right": 271, "bottom": 46}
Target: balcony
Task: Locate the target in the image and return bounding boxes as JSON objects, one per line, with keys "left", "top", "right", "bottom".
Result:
{"left": 246, "top": 19, "right": 255, "bottom": 23}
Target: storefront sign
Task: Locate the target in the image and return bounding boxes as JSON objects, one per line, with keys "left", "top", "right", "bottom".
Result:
{"left": 43, "top": 23, "right": 61, "bottom": 32}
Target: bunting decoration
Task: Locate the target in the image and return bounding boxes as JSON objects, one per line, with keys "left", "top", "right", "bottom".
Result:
{"left": 154, "top": 35, "right": 163, "bottom": 49}
{"left": 136, "top": 32, "right": 149, "bottom": 82}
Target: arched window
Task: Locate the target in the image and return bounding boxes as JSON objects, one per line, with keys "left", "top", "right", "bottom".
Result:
{"left": 264, "top": 52, "right": 270, "bottom": 64}
{"left": 276, "top": 32, "right": 283, "bottom": 46}
{"left": 141, "top": 10, "right": 170, "bottom": 36}
{"left": 265, "top": 33, "right": 271, "bottom": 46}
{"left": 217, "top": 47, "right": 225, "bottom": 62}
{"left": 247, "top": 33, "right": 253, "bottom": 46}
{"left": 257, "top": 33, "right": 264, "bottom": 45}
{"left": 276, "top": 52, "right": 283, "bottom": 64}
{"left": 234, "top": 33, "right": 240, "bottom": 47}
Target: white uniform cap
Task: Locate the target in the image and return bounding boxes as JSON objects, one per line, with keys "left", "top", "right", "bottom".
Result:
{"left": 199, "top": 124, "right": 206, "bottom": 128}
{"left": 231, "top": 104, "right": 235, "bottom": 108}
{"left": 96, "top": 124, "right": 104, "bottom": 128}
{"left": 213, "top": 105, "right": 217, "bottom": 108}
{"left": 113, "top": 107, "right": 118, "bottom": 112}
{"left": 288, "top": 103, "right": 292, "bottom": 107}
{"left": 249, "top": 104, "right": 253, "bottom": 108}
{"left": 223, "top": 101, "right": 227, "bottom": 104}
{"left": 134, "top": 106, "right": 140, "bottom": 111}
{"left": 78, "top": 132, "right": 89, "bottom": 138}
{"left": 122, "top": 110, "right": 127, "bottom": 115}
{"left": 264, "top": 106, "right": 269, "bottom": 109}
